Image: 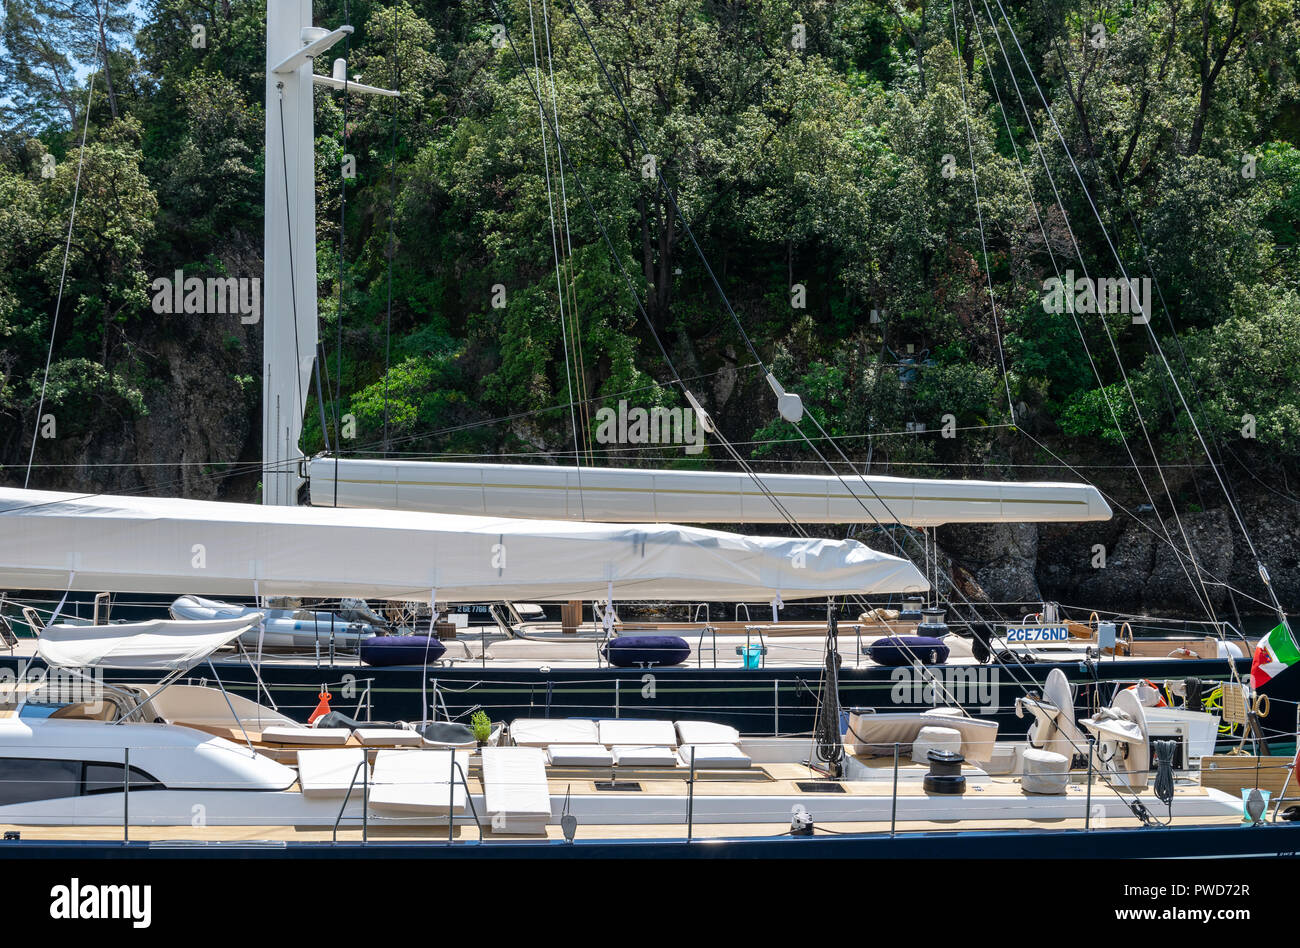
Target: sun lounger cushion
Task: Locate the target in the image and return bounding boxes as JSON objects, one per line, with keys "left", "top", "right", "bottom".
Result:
{"left": 510, "top": 718, "right": 599, "bottom": 746}
{"left": 481, "top": 747, "right": 551, "bottom": 834}
{"left": 421, "top": 735, "right": 476, "bottom": 750}
{"left": 677, "top": 743, "right": 753, "bottom": 769}
{"left": 674, "top": 721, "right": 741, "bottom": 745}
{"left": 598, "top": 719, "right": 677, "bottom": 747}
{"left": 262, "top": 726, "right": 352, "bottom": 745}
{"left": 297, "top": 748, "right": 368, "bottom": 796}
{"left": 370, "top": 748, "right": 468, "bottom": 783}
{"left": 353, "top": 727, "right": 424, "bottom": 746}
{"left": 368, "top": 749, "right": 468, "bottom": 815}
{"left": 419, "top": 721, "right": 475, "bottom": 745}
{"left": 546, "top": 744, "right": 615, "bottom": 767}
{"left": 612, "top": 745, "right": 679, "bottom": 767}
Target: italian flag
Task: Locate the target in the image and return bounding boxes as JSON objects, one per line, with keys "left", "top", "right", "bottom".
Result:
{"left": 1251, "top": 622, "right": 1300, "bottom": 688}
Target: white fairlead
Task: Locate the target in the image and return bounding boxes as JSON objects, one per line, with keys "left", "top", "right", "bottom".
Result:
{"left": 602, "top": 581, "right": 616, "bottom": 634}
{"left": 253, "top": 579, "right": 266, "bottom": 667}
{"left": 683, "top": 389, "right": 716, "bottom": 434}
{"left": 766, "top": 373, "right": 805, "bottom": 424}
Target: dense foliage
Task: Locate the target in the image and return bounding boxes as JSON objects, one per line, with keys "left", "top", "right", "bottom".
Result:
{"left": 1, "top": 0, "right": 1298, "bottom": 503}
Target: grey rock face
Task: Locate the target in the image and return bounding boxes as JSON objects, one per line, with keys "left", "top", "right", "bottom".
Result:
{"left": 943, "top": 501, "right": 1293, "bottom": 617}
{"left": 936, "top": 522, "right": 1042, "bottom": 604}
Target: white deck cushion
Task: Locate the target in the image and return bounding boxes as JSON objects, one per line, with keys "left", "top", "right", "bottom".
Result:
{"left": 421, "top": 735, "right": 476, "bottom": 750}
{"left": 911, "top": 725, "right": 962, "bottom": 763}
{"left": 1021, "top": 748, "right": 1070, "bottom": 795}
{"left": 353, "top": 727, "right": 423, "bottom": 746}
{"left": 262, "top": 726, "right": 352, "bottom": 745}
{"left": 677, "top": 743, "right": 753, "bottom": 769}
{"left": 297, "top": 748, "right": 368, "bottom": 796}
{"left": 368, "top": 749, "right": 468, "bottom": 815}
{"left": 612, "top": 745, "right": 679, "bottom": 767}
{"left": 1022, "top": 747, "right": 1071, "bottom": 773}
{"left": 846, "top": 711, "right": 1000, "bottom": 763}
{"left": 371, "top": 748, "right": 468, "bottom": 783}
{"left": 674, "top": 721, "right": 741, "bottom": 745}
{"left": 481, "top": 747, "right": 551, "bottom": 834}
{"left": 546, "top": 744, "right": 615, "bottom": 767}
{"left": 510, "top": 718, "right": 599, "bottom": 746}
{"left": 598, "top": 719, "right": 677, "bottom": 747}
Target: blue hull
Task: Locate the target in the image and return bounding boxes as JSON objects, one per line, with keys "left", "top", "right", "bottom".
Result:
{"left": 2, "top": 654, "right": 1279, "bottom": 740}
{"left": 2, "top": 822, "right": 1297, "bottom": 859}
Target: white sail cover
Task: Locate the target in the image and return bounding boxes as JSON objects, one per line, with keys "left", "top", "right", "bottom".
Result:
{"left": 0, "top": 488, "right": 927, "bottom": 601}
{"left": 38, "top": 616, "right": 261, "bottom": 670}
{"left": 307, "top": 458, "right": 1112, "bottom": 526}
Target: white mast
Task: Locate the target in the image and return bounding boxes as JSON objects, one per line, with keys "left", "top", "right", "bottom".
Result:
{"left": 262, "top": 1, "right": 396, "bottom": 506}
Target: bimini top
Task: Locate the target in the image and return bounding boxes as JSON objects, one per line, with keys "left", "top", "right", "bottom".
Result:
{"left": 37, "top": 615, "right": 262, "bottom": 670}
{"left": 0, "top": 487, "right": 928, "bottom": 602}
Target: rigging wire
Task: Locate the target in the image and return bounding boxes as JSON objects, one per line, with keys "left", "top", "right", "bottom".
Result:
{"left": 954, "top": 0, "right": 1258, "bottom": 673}
{"left": 554, "top": 1, "right": 1018, "bottom": 654}
{"left": 984, "top": 0, "right": 1278, "bottom": 623}
{"left": 989, "top": 1, "right": 1268, "bottom": 572}
{"left": 381, "top": 8, "right": 402, "bottom": 456}
{"left": 522, "top": 3, "right": 1000, "bottom": 669}
{"left": 277, "top": 81, "right": 310, "bottom": 493}
{"left": 545, "top": 0, "right": 1036, "bottom": 706}
{"left": 959, "top": 3, "right": 1183, "bottom": 555}
{"left": 25, "top": 20, "right": 103, "bottom": 488}
{"left": 950, "top": 0, "right": 1015, "bottom": 426}
{"left": 331, "top": 0, "right": 355, "bottom": 505}
{"left": 479, "top": 1, "right": 985, "bottom": 703}
{"left": 317, "top": 360, "right": 764, "bottom": 455}
{"left": 540, "top": 0, "right": 595, "bottom": 465}
{"left": 1030, "top": 1, "right": 1257, "bottom": 627}
{"left": 552, "top": 0, "right": 1268, "bottom": 699}
{"left": 486, "top": 0, "right": 809, "bottom": 533}
{"left": 967, "top": 1, "right": 1202, "bottom": 613}
{"left": 968, "top": 0, "right": 1219, "bottom": 624}
{"left": 499, "top": 3, "right": 918, "bottom": 570}
{"left": 527, "top": 0, "right": 587, "bottom": 517}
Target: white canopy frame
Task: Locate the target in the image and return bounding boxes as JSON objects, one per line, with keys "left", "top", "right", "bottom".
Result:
{"left": 35, "top": 614, "right": 265, "bottom": 750}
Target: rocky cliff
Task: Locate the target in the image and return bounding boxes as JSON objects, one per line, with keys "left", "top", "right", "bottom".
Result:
{"left": 940, "top": 500, "right": 1296, "bottom": 618}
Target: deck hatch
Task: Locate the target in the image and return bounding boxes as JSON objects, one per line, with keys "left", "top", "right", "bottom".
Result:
{"left": 795, "top": 781, "right": 846, "bottom": 793}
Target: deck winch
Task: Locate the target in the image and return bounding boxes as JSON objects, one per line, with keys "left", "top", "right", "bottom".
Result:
{"left": 917, "top": 607, "right": 949, "bottom": 638}
{"left": 922, "top": 749, "right": 967, "bottom": 795}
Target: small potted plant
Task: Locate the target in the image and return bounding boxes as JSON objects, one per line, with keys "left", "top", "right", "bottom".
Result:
{"left": 470, "top": 709, "right": 492, "bottom": 747}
